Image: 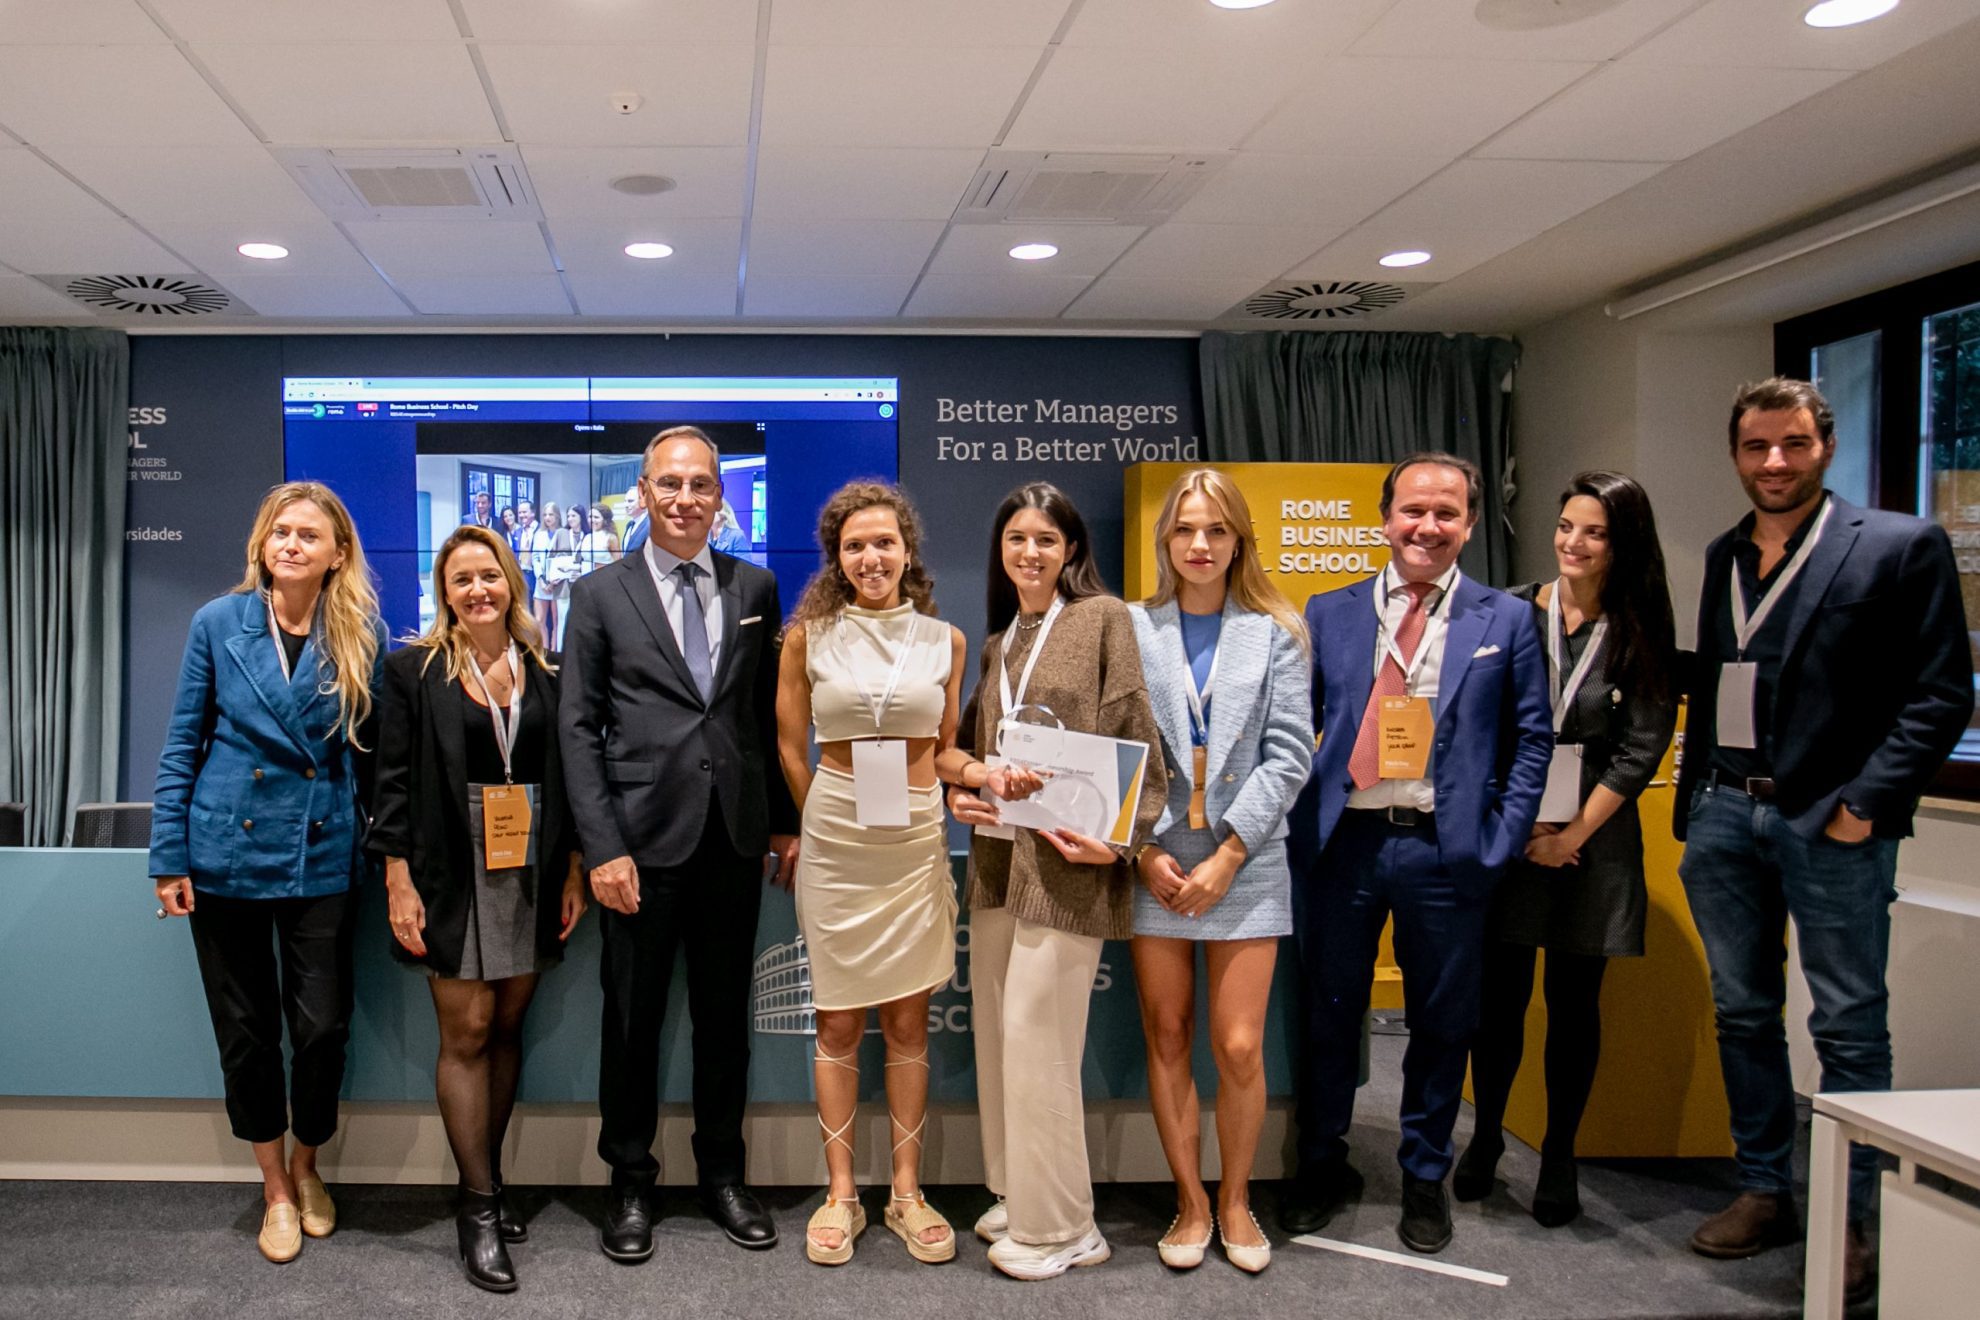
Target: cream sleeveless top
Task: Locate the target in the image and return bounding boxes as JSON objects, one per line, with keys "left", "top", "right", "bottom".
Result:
{"left": 807, "top": 603, "right": 950, "bottom": 742}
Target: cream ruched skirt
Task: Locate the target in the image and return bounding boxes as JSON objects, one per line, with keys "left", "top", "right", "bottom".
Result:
{"left": 796, "top": 765, "right": 958, "bottom": 1011}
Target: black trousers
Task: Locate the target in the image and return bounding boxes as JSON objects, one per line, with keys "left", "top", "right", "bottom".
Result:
{"left": 596, "top": 802, "right": 763, "bottom": 1185}
{"left": 187, "top": 889, "right": 356, "bottom": 1146}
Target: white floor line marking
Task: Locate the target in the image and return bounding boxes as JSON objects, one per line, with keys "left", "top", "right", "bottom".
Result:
{"left": 1293, "top": 1234, "right": 1510, "bottom": 1286}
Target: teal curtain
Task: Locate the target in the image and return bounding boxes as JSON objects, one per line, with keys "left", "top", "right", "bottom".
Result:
{"left": 0, "top": 328, "right": 129, "bottom": 845}
{"left": 1199, "top": 330, "right": 1521, "bottom": 583}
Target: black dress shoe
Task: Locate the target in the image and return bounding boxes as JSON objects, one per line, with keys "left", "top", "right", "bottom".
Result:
{"left": 1398, "top": 1175, "right": 1453, "bottom": 1254}
{"left": 700, "top": 1183, "right": 778, "bottom": 1249}
{"left": 458, "top": 1186, "right": 518, "bottom": 1293}
{"left": 1277, "top": 1161, "right": 1364, "bottom": 1235}
{"left": 491, "top": 1179, "right": 527, "bottom": 1244}
{"left": 1452, "top": 1135, "right": 1504, "bottom": 1203}
{"left": 1531, "top": 1155, "right": 1581, "bottom": 1228}
{"left": 600, "top": 1171, "right": 657, "bottom": 1263}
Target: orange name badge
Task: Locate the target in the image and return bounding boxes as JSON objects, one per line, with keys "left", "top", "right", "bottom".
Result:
{"left": 1377, "top": 696, "right": 1434, "bottom": 779}
{"left": 481, "top": 784, "right": 532, "bottom": 871}
{"left": 1189, "top": 744, "right": 1209, "bottom": 830}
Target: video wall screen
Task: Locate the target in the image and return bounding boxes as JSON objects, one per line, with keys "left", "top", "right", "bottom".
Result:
{"left": 282, "top": 376, "right": 900, "bottom": 642}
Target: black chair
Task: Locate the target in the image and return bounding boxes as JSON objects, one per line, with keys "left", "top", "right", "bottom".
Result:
{"left": 0, "top": 803, "right": 24, "bottom": 848}
{"left": 68, "top": 802, "right": 153, "bottom": 848}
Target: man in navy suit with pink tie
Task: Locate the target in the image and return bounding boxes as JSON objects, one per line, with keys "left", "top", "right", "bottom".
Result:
{"left": 1280, "top": 453, "right": 1553, "bottom": 1254}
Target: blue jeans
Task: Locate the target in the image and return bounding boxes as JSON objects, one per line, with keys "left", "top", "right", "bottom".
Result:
{"left": 1679, "top": 782, "right": 1898, "bottom": 1219}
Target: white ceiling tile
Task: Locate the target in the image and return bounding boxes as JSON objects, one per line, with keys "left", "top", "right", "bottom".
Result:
{"left": 0, "top": 149, "right": 133, "bottom": 226}
{"left": 1169, "top": 154, "right": 1447, "bottom": 228}
{"left": 1478, "top": 63, "right": 1849, "bottom": 162}
{"left": 549, "top": 218, "right": 743, "bottom": 277}
{"left": 1243, "top": 57, "right": 1593, "bottom": 157}
{"left": 1285, "top": 228, "right": 1533, "bottom": 284}
{"left": 903, "top": 273, "right": 1091, "bottom": 319}
{"left": 751, "top": 147, "right": 984, "bottom": 219}
{"left": 193, "top": 42, "right": 499, "bottom": 143}
{"left": 772, "top": 0, "right": 1067, "bottom": 46}
{"left": 145, "top": 0, "right": 460, "bottom": 43}
{"left": 518, "top": 146, "right": 747, "bottom": 219}
{"left": 1351, "top": 0, "right": 1704, "bottom": 61}
{"left": 146, "top": 219, "right": 381, "bottom": 277}
{"left": 745, "top": 220, "right": 944, "bottom": 276}
{"left": 0, "top": 0, "right": 168, "bottom": 43}
{"left": 1626, "top": 0, "right": 1980, "bottom": 69}
{"left": 1004, "top": 45, "right": 1310, "bottom": 152}
{"left": 1063, "top": 0, "right": 1394, "bottom": 54}
{"left": 346, "top": 220, "right": 554, "bottom": 277}
{"left": 47, "top": 145, "right": 319, "bottom": 222}
{"left": 459, "top": 0, "right": 756, "bottom": 45}
{"left": 743, "top": 274, "right": 917, "bottom": 318}
{"left": 925, "top": 225, "right": 1144, "bottom": 278}
{"left": 479, "top": 44, "right": 755, "bottom": 147}
{"left": 396, "top": 274, "right": 573, "bottom": 315}
{"left": 216, "top": 272, "right": 411, "bottom": 316}
{"left": 1105, "top": 223, "right": 1329, "bottom": 282}
{"left": 0, "top": 46, "right": 256, "bottom": 146}
{"left": 1061, "top": 275, "right": 1261, "bottom": 322}
{"left": 564, "top": 269, "right": 737, "bottom": 317}
{"left": 760, "top": 46, "right": 1039, "bottom": 148}
{"left": 0, "top": 276, "right": 94, "bottom": 318}
{"left": 1369, "top": 159, "right": 1663, "bottom": 238}
{"left": 0, "top": 218, "right": 195, "bottom": 274}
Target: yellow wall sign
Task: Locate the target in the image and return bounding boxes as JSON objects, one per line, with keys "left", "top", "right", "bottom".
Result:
{"left": 1124, "top": 461, "right": 1394, "bottom": 602}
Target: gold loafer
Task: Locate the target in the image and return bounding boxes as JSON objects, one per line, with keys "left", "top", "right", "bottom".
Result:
{"left": 258, "top": 1202, "right": 303, "bottom": 1263}
{"left": 296, "top": 1173, "right": 336, "bottom": 1238}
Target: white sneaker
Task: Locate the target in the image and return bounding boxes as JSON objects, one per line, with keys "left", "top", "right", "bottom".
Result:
{"left": 986, "top": 1227, "right": 1111, "bottom": 1280}
{"left": 974, "top": 1198, "right": 1008, "bottom": 1243}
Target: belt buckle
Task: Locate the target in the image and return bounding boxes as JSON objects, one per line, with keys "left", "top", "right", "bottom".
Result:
{"left": 1744, "top": 777, "right": 1775, "bottom": 800}
{"left": 1384, "top": 806, "right": 1421, "bottom": 828}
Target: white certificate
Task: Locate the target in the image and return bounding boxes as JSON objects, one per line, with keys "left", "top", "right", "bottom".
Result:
{"left": 851, "top": 738, "right": 910, "bottom": 828}
{"left": 985, "top": 724, "right": 1152, "bottom": 848}
{"left": 1537, "top": 745, "right": 1582, "bottom": 824}
{"left": 1717, "top": 662, "right": 1758, "bottom": 750}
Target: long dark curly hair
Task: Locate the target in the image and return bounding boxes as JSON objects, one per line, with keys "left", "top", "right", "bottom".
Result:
{"left": 786, "top": 481, "right": 938, "bottom": 632}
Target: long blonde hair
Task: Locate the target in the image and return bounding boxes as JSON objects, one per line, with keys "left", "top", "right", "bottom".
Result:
{"left": 1146, "top": 467, "right": 1308, "bottom": 654}
{"left": 407, "top": 525, "right": 548, "bottom": 682}
{"left": 235, "top": 481, "right": 382, "bottom": 746}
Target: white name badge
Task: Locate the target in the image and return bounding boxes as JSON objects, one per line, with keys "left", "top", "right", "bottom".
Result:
{"left": 1717, "top": 661, "right": 1759, "bottom": 750}
{"left": 851, "top": 739, "right": 911, "bottom": 828}
{"left": 1537, "top": 745, "right": 1583, "bottom": 824}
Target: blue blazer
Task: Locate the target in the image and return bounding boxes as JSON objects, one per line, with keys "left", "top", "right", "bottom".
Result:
{"left": 1289, "top": 572, "right": 1554, "bottom": 887}
{"left": 148, "top": 591, "right": 387, "bottom": 899}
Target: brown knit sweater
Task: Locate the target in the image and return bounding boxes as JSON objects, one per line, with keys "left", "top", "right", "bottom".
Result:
{"left": 958, "top": 594, "right": 1168, "bottom": 940}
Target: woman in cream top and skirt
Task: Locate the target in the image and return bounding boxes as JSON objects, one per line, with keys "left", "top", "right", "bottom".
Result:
{"left": 776, "top": 481, "right": 968, "bottom": 1268}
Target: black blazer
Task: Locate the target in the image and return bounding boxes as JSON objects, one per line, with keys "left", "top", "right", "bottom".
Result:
{"left": 558, "top": 549, "right": 798, "bottom": 869}
{"left": 367, "top": 645, "right": 576, "bottom": 976}
{"left": 1675, "top": 495, "right": 1973, "bottom": 841}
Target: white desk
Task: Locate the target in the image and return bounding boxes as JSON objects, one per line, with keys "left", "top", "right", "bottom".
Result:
{"left": 1806, "top": 1089, "right": 1980, "bottom": 1317}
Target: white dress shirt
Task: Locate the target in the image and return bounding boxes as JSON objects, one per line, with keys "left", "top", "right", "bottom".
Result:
{"left": 1347, "top": 561, "right": 1462, "bottom": 812}
{"left": 643, "top": 539, "right": 724, "bottom": 673}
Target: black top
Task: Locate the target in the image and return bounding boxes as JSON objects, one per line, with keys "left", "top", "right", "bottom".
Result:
{"left": 1553, "top": 618, "right": 1595, "bottom": 746}
{"left": 458, "top": 680, "right": 547, "bottom": 784}
{"left": 1708, "top": 495, "right": 1826, "bottom": 782}
{"left": 278, "top": 627, "right": 308, "bottom": 676}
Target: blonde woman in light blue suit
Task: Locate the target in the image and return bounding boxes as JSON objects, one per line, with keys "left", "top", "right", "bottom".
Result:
{"left": 1128, "top": 468, "right": 1313, "bottom": 1275}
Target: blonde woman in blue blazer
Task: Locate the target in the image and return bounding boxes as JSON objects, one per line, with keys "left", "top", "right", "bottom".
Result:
{"left": 1127, "top": 468, "right": 1313, "bottom": 1275}
{"left": 150, "top": 481, "right": 386, "bottom": 1266}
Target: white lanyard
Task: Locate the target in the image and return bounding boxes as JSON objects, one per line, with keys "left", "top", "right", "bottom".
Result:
{"left": 1545, "top": 582, "right": 1609, "bottom": 737}
{"left": 465, "top": 644, "right": 525, "bottom": 784}
{"left": 837, "top": 612, "right": 921, "bottom": 735}
{"left": 1729, "top": 498, "right": 1832, "bottom": 657}
{"left": 998, "top": 594, "right": 1065, "bottom": 718}
{"left": 1370, "top": 566, "right": 1449, "bottom": 693}
{"left": 1181, "top": 627, "right": 1220, "bottom": 747}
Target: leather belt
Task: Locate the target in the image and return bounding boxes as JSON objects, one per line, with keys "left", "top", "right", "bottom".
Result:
{"left": 1348, "top": 805, "right": 1434, "bottom": 829}
{"left": 1706, "top": 769, "right": 1776, "bottom": 800}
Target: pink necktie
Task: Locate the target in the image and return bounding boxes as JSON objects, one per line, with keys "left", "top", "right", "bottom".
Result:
{"left": 1349, "top": 581, "right": 1435, "bottom": 790}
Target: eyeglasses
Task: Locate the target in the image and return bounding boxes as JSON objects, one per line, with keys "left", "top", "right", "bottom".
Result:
{"left": 645, "top": 475, "right": 721, "bottom": 500}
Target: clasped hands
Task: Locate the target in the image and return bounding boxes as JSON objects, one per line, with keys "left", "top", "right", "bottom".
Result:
{"left": 1135, "top": 844, "right": 1235, "bottom": 919}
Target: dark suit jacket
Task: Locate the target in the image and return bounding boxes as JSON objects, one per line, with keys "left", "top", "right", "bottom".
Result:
{"left": 558, "top": 548, "right": 797, "bottom": 869}
{"left": 1288, "top": 572, "right": 1554, "bottom": 888}
{"left": 367, "top": 645, "right": 576, "bottom": 976}
{"left": 1675, "top": 494, "right": 1973, "bottom": 841}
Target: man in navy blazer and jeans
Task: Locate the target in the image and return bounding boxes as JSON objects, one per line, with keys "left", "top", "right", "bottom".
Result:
{"left": 1281, "top": 453, "right": 1553, "bottom": 1254}
{"left": 1678, "top": 378, "right": 1972, "bottom": 1305}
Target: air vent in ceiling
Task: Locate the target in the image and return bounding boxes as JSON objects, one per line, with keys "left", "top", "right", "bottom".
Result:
{"left": 272, "top": 146, "right": 542, "bottom": 222}
{"left": 954, "top": 152, "right": 1229, "bottom": 226}
{"left": 39, "top": 274, "right": 250, "bottom": 317}
{"left": 1237, "top": 280, "right": 1415, "bottom": 321}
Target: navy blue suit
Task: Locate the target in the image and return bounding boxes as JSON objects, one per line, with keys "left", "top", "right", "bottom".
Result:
{"left": 1288, "top": 572, "right": 1553, "bottom": 1181}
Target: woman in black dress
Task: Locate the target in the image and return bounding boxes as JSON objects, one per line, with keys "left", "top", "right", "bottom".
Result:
{"left": 1455, "top": 471, "right": 1678, "bottom": 1227}
{"left": 371, "top": 525, "right": 587, "bottom": 1292}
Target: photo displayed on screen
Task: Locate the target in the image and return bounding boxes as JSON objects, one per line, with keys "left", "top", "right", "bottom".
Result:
{"left": 281, "top": 377, "right": 900, "bottom": 643}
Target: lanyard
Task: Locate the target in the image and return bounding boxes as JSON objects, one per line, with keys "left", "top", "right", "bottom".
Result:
{"left": 465, "top": 644, "right": 525, "bottom": 784}
{"left": 838, "top": 612, "right": 921, "bottom": 735}
{"left": 1545, "top": 582, "right": 1609, "bottom": 736}
{"left": 1370, "top": 566, "right": 1450, "bottom": 693}
{"left": 1181, "top": 627, "right": 1220, "bottom": 747}
{"left": 1729, "top": 497, "right": 1832, "bottom": 658}
{"left": 266, "top": 596, "right": 305, "bottom": 684}
{"left": 998, "top": 594, "right": 1065, "bottom": 718}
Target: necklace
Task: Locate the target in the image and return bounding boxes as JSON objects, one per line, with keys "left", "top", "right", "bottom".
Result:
{"left": 1013, "top": 613, "right": 1044, "bottom": 631}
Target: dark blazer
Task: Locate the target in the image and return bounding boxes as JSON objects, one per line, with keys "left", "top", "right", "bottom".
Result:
{"left": 1289, "top": 572, "right": 1554, "bottom": 888}
{"left": 558, "top": 547, "right": 798, "bottom": 869}
{"left": 1676, "top": 494, "right": 1973, "bottom": 841}
{"left": 367, "top": 645, "right": 576, "bottom": 976}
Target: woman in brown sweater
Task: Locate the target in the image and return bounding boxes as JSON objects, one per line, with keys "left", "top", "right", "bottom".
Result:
{"left": 936, "top": 482, "right": 1166, "bottom": 1281}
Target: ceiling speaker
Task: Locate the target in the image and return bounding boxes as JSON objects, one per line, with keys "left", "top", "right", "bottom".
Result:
{"left": 1240, "top": 281, "right": 1409, "bottom": 321}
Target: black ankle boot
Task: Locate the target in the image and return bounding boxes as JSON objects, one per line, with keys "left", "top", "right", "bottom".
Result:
{"left": 490, "top": 1178, "right": 527, "bottom": 1244}
{"left": 458, "top": 1186, "right": 518, "bottom": 1293}
{"left": 1453, "top": 1134, "right": 1504, "bottom": 1203}
{"left": 1532, "top": 1153, "right": 1581, "bottom": 1228}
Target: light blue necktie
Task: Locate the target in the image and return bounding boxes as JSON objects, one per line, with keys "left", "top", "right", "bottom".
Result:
{"left": 674, "top": 561, "right": 714, "bottom": 701}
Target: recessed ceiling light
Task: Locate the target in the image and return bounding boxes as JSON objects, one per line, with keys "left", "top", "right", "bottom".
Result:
{"left": 1209, "top": 0, "right": 1277, "bottom": 9}
{"left": 1009, "top": 242, "right": 1058, "bottom": 261}
{"left": 1804, "top": 0, "right": 1899, "bottom": 27}
{"left": 623, "top": 242, "right": 674, "bottom": 260}
{"left": 236, "top": 242, "right": 288, "bottom": 260}
{"left": 1379, "top": 250, "right": 1432, "bottom": 268}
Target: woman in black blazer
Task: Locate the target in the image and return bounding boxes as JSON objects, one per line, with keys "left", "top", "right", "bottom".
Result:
{"left": 1456, "top": 471, "right": 1677, "bottom": 1228}
{"left": 370, "top": 525, "right": 586, "bottom": 1293}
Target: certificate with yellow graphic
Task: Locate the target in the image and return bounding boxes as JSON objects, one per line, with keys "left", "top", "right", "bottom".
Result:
{"left": 986, "top": 725, "right": 1152, "bottom": 848}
